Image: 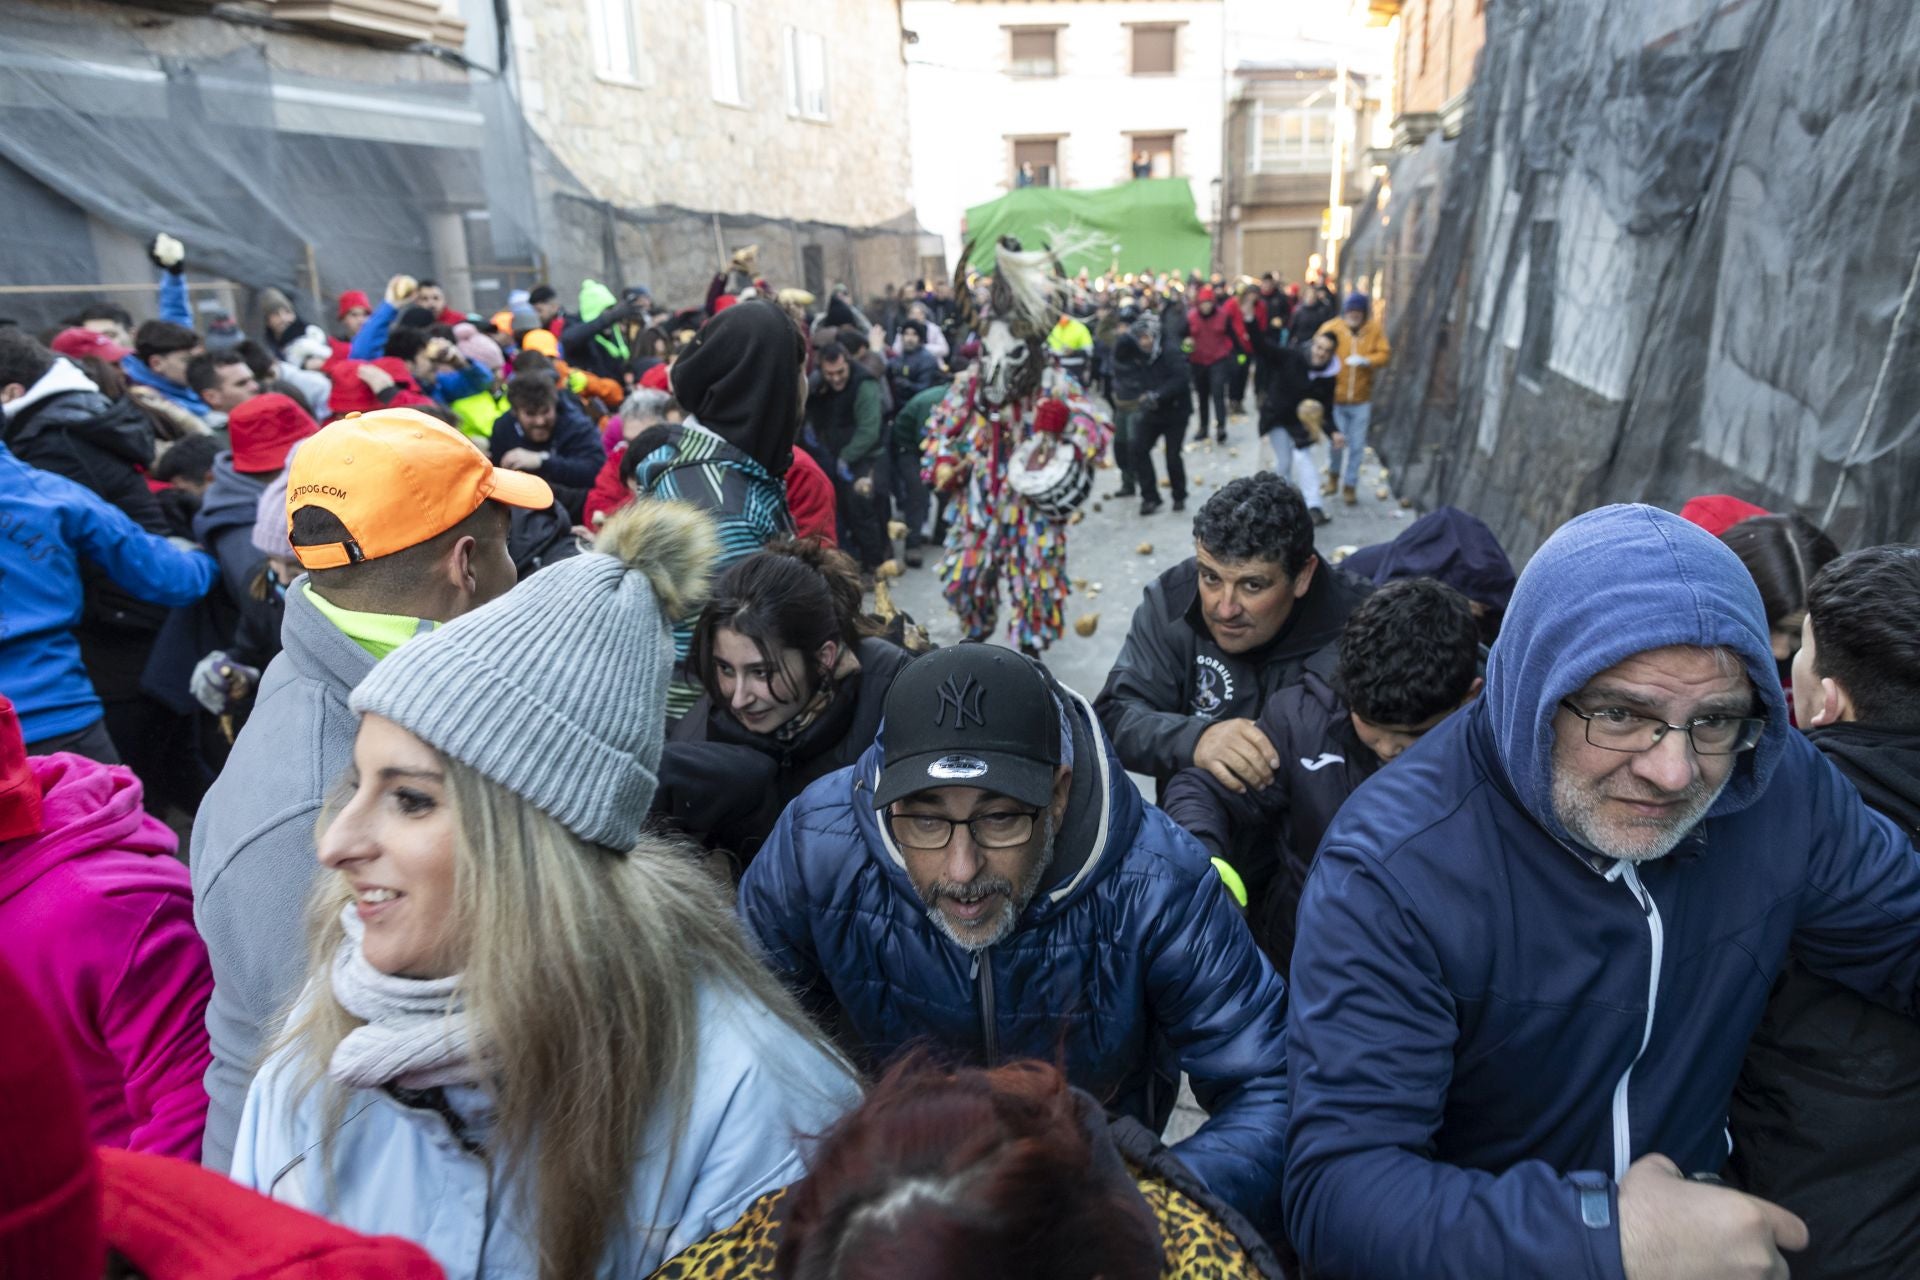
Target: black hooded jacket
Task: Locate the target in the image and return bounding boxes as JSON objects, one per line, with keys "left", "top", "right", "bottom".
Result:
{"left": 671, "top": 299, "right": 806, "bottom": 478}
{"left": 1727, "top": 721, "right": 1920, "bottom": 1279}
{"left": 658, "top": 637, "right": 914, "bottom": 861}
{"left": 1161, "top": 670, "right": 1381, "bottom": 970}
{"left": 1095, "top": 555, "right": 1369, "bottom": 789}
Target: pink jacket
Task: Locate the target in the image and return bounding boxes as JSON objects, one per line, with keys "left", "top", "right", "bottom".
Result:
{"left": 0, "top": 754, "right": 212, "bottom": 1159}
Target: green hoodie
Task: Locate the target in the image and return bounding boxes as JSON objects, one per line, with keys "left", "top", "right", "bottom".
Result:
{"left": 578, "top": 280, "right": 631, "bottom": 364}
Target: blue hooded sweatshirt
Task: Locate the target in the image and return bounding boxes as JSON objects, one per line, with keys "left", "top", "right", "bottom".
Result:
{"left": 1283, "top": 504, "right": 1920, "bottom": 1279}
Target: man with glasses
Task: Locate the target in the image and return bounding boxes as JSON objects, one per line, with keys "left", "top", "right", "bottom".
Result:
{"left": 1283, "top": 504, "right": 1920, "bottom": 1280}
{"left": 738, "top": 643, "right": 1292, "bottom": 1236}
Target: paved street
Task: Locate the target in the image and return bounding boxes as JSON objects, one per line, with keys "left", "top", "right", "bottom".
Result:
{"left": 887, "top": 402, "right": 1413, "bottom": 708}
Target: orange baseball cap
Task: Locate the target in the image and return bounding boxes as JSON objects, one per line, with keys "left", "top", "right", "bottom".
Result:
{"left": 286, "top": 408, "right": 554, "bottom": 570}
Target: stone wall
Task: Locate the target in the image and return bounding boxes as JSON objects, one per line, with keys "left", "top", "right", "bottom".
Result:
{"left": 512, "top": 0, "right": 915, "bottom": 232}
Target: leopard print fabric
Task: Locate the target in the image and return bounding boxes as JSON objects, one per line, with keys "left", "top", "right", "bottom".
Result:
{"left": 646, "top": 1174, "right": 1268, "bottom": 1279}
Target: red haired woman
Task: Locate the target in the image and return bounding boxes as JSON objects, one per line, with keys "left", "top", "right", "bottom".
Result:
{"left": 651, "top": 1057, "right": 1286, "bottom": 1280}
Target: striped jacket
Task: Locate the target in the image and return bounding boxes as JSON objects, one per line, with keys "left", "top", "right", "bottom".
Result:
{"left": 631, "top": 418, "right": 794, "bottom": 720}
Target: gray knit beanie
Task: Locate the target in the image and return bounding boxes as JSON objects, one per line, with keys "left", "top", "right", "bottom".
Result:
{"left": 349, "top": 500, "right": 717, "bottom": 850}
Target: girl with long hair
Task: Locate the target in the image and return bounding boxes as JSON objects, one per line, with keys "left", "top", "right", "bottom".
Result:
{"left": 230, "top": 501, "right": 859, "bottom": 1279}
{"left": 657, "top": 539, "right": 912, "bottom": 866}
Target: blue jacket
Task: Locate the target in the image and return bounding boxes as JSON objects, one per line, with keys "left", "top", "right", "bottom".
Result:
{"left": 0, "top": 442, "right": 215, "bottom": 741}
{"left": 1283, "top": 504, "right": 1920, "bottom": 1279}
{"left": 117, "top": 273, "right": 209, "bottom": 417}
{"left": 488, "top": 395, "right": 606, "bottom": 491}
{"left": 232, "top": 981, "right": 858, "bottom": 1278}
{"left": 738, "top": 689, "right": 1292, "bottom": 1235}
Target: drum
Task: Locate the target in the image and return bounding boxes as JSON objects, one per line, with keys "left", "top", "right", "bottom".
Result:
{"left": 1007, "top": 434, "right": 1092, "bottom": 521}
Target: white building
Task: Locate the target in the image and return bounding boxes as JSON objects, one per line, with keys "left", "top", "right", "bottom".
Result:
{"left": 904, "top": 0, "right": 1226, "bottom": 269}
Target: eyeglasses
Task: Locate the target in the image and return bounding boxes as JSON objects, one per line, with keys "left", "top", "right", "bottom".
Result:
{"left": 887, "top": 808, "right": 1041, "bottom": 851}
{"left": 1558, "top": 699, "right": 1766, "bottom": 756}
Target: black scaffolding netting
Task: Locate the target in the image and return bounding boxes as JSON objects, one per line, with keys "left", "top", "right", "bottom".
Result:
{"left": 0, "top": 0, "right": 543, "bottom": 329}
{"left": 1375, "top": 0, "right": 1920, "bottom": 558}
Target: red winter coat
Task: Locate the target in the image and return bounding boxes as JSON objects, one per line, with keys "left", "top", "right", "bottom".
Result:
{"left": 1185, "top": 305, "right": 1250, "bottom": 368}
{"left": 585, "top": 451, "right": 631, "bottom": 528}
{"left": 785, "top": 447, "right": 837, "bottom": 546}
{"left": 323, "top": 357, "right": 435, "bottom": 420}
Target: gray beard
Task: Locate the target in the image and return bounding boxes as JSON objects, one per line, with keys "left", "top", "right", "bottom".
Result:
{"left": 921, "top": 817, "right": 1057, "bottom": 951}
{"left": 1550, "top": 769, "right": 1728, "bottom": 864}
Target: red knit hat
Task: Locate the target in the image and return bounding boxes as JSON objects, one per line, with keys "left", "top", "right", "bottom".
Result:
{"left": 1196, "top": 285, "right": 1217, "bottom": 303}
{"left": 99, "top": 1148, "right": 446, "bottom": 1279}
{"left": 229, "top": 393, "right": 321, "bottom": 474}
{"left": 0, "top": 957, "right": 103, "bottom": 1280}
{"left": 640, "top": 362, "right": 672, "bottom": 393}
{"left": 338, "top": 289, "right": 373, "bottom": 321}
{"left": 0, "top": 695, "right": 42, "bottom": 843}
{"left": 1679, "top": 494, "right": 1770, "bottom": 538}
{"left": 1033, "top": 398, "right": 1069, "bottom": 435}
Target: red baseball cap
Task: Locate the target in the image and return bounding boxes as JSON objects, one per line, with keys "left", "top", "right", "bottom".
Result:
{"left": 49, "top": 326, "right": 132, "bottom": 365}
{"left": 640, "top": 362, "right": 671, "bottom": 393}
{"left": 230, "top": 394, "right": 322, "bottom": 475}
{"left": 100, "top": 1148, "right": 445, "bottom": 1278}
{"left": 1679, "top": 494, "right": 1770, "bottom": 538}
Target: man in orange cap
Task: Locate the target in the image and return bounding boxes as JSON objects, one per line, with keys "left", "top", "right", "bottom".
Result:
{"left": 189, "top": 407, "right": 552, "bottom": 1171}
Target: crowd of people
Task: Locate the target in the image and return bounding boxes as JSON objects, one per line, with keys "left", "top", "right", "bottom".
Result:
{"left": 1, "top": 229, "right": 1916, "bottom": 1280}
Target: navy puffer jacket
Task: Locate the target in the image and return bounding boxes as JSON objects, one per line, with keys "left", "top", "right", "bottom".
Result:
{"left": 738, "top": 689, "right": 1292, "bottom": 1238}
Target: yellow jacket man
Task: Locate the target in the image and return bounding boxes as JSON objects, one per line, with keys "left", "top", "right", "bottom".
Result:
{"left": 1315, "top": 294, "right": 1390, "bottom": 505}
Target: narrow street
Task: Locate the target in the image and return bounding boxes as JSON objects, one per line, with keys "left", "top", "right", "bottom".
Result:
{"left": 888, "top": 407, "right": 1412, "bottom": 708}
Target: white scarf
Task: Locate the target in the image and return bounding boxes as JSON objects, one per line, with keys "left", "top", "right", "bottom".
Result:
{"left": 327, "top": 904, "right": 480, "bottom": 1090}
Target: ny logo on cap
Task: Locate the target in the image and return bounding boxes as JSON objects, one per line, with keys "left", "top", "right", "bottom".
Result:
{"left": 935, "top": 674, "right": 986, "bottom": 730}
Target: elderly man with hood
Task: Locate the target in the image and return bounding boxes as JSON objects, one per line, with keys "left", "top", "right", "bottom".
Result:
{"left": 1283, "top": 504, "right": 1920, "bottom": 1280}
{"left": 632, "top": 298, "right": 808, "bottom": 721}
{"left": 739, "top": 643, "right": 1292, "bottom": 1239}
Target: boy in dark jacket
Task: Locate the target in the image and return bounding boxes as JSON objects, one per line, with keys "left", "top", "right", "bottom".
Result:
{"left": 1728, "top": 544, "right": 1920, "bottom": 1279}
{"left": 1164, "top": 577, "right": 1482, "bottom": 970}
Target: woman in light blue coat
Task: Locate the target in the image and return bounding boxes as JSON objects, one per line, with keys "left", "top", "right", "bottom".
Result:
{"left": 229, "top": 500, "right": 859, "bottom": 1280}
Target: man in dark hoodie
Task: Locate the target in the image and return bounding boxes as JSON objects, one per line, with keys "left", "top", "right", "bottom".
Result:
{"left": 1284, "top": 505, "right": 1920, "bottom": 1280}
{"left": 1095, "top": 472, "right": 1367, "bottom": 794}
{"left": 1726, "top": 543, "right": 1920, "bottom": 1279}
{"left": 738, "top": 643, "right": 1292, "bottom": 1239}
{"left": 1164, "top": 577, "right": 1482, "bottom": 971}
{"left": 805, "top": 341, "right": 890, "bottom": 571}
{"left": 1340, "top": 505, "right": 1518, "bottom": 645}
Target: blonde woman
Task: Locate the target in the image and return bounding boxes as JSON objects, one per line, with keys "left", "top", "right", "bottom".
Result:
{"left": 230, "top": 501, "right": 860, "bottom": 1279}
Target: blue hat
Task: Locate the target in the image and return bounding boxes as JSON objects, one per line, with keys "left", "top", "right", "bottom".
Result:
{"left": 1344, "top": 292, "right": 1371, "bottom": 317}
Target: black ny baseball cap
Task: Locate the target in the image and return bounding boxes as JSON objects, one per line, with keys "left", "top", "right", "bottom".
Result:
{"left": 872, "top": 645, "right": 1064, "bottom": 810}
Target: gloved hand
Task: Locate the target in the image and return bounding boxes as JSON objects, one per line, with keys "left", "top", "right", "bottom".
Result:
{"left": 149, "top": 233, "right": 186, "bottom": 276}
{"left": 384, "top": 274, "right": 419, "bottom": 307}
{"left": 190, "top": 652, "right": 260, "bottom": 715}
{"left": 1348, "top": 354, "right": 1371, "bottom": 368}
{"left": 1180, "top": 338, "right": 1195, "bottom": 355}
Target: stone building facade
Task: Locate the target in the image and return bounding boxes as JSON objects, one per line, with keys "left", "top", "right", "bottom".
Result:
{"left": 512, "top": 0, "right": 922, "bottom": 306}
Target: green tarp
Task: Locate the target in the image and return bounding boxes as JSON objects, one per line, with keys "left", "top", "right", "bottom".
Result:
{"left": 962, "top": 178, "right": 1211, "bottom": 276}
